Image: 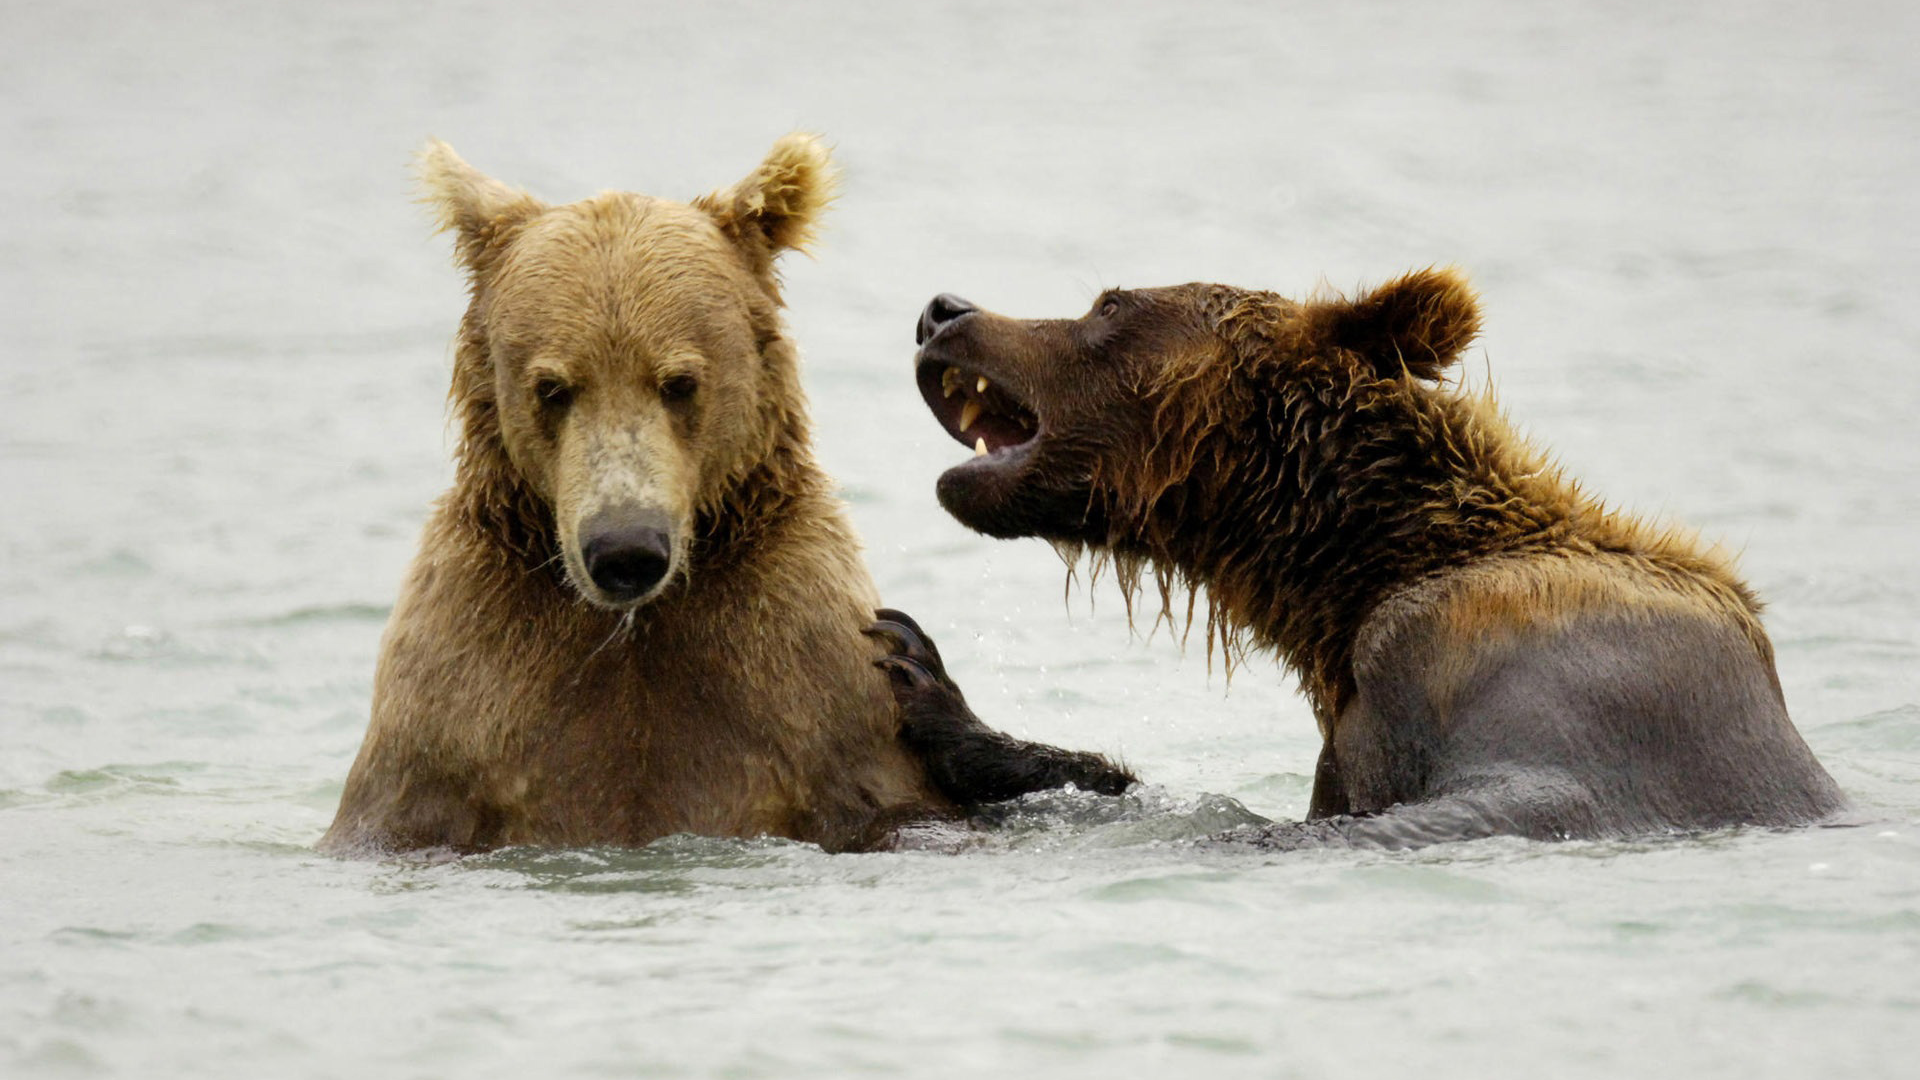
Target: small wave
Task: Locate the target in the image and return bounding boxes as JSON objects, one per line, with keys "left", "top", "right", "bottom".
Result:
{"left": 88, "top": 625, "right": 268, "bottom": 669}
{"left": 90, "top": 624, "right": 174, "bottom": 661}
{"left": 970, "top": 784, "right": 1275, "bottom": 850}
{"left": 377, "top": 836, "right": 824, "bottom": 896}
{"left": 40, "top": 763, "right": 203, "bottom": 801}
{"left": 354, "top": 795, "right": 1278, "bottom": 893}
{"left": 1822, "top": 704, "right": 1920, "bottom": 753}
{"left": 48, "top": 926, "right": 142, "bottom": 948}
{"left": 229, "top": 602, "right": 393, "bottom": 629}
{"left": 76, "top": 549, "right": 156, "bottom": 580}
{"left": 163, "top": 922, "right": 280, "bottom": 945}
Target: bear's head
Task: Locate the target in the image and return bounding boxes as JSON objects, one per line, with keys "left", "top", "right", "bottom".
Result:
{"left": 911, "top": 269, "right": 1481, "bottom": 547}
{"left": 420, "top": 135, "right": 834, "bottom": 610}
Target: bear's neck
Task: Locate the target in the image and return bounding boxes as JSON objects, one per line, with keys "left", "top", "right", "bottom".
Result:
{"left": 448, "top": 404, "right": 558, "bottom": 566}
{"left": 689, "top": 437, "right": 835, "bottom": 574}
{"left": 1136, "top": 375, "right": 1574, "bottom": 715}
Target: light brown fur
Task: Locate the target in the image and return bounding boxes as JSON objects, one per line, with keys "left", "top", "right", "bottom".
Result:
{"left": 322, "top": 136, "right": 950, "bottom": 856}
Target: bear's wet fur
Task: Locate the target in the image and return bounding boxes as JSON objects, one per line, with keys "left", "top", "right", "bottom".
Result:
{"left": 907, "top": 270, "right": 1846, "bottom": 845}
{"left": 321, "top": 136, "right": 1127, "bottom": 857}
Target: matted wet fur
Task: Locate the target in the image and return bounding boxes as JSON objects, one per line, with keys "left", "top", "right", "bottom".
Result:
{"left": 320, "top": 137, "right": 1126, "bottom": 857}
{"left": 897, "top": 270, "right": 1847, "bottom": 846}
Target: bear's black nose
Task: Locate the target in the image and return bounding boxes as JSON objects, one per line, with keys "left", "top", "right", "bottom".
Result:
{"left": 579, "top": 511, "right": 674, "bottom": 603}
{"left": 917, "top": 293, "right": 977, "bottom": 346}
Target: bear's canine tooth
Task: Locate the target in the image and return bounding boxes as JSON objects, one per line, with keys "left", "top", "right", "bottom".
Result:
{"left": 974, "top": 437, "right": 988, "bottom": 457}
{"left": 976, "top": 376, "right": 990, "bottom": 394}
{"left": 941, "top": 367, "right": 960, "bottom": 398}
{"left": 958, "top": 400, "right": 982, "bottom": 432}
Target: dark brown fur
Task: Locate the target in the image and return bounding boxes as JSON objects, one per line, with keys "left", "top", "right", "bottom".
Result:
{"left": 908, "top": 270, "right": 1846, "bottom": 844}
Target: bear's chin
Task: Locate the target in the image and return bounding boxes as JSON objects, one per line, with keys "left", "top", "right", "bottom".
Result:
{"left": 935, "top": 454, "right": 1105, "bottom": 544}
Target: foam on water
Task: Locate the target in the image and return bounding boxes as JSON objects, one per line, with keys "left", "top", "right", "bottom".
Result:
{"left": 4, "top": 1, "right": 1920, "bottom": 1077}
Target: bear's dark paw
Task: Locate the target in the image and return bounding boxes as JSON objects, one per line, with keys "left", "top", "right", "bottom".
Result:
{"left": 864, "top": 609, "right": 980, "bottom": 745}
{"left": 865, "top": 608, "right": 1136, "bottom": 806}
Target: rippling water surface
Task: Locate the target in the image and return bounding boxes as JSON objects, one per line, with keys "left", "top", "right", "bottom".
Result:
{"left": 4, "top": 2, "right": 1918, "bottom": 1076}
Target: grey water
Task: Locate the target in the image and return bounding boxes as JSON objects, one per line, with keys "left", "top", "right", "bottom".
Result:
{"left": 4, "top": 1, "right": 1918, "bottom": 1076}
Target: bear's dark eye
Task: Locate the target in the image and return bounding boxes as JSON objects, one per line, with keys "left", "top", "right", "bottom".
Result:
{"left": 534, "top": 377, "right": 575, "bottom": 411}
{"left": 660, "top": 374, "right": 699, "bottom": 404}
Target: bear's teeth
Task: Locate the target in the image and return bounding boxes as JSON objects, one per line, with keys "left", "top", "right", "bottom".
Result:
{"left": 958, "top": 400, "right": 981, "bottom": 432}
{"left": 976, "top": 376, "right": 990, "bottom": 394}
{"left": 941, "top": 367, "right": 960, "bottom": 398}
{"left": 974, "top": 437, "right": 988, "bottom": 457}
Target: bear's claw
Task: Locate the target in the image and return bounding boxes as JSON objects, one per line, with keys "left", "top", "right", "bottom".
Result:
{"left": 874, "top": 654, "right": 940, "bottom": 692}
{"left": 866, "top": 610, "right": 967, "bottom": 712}
{"left": 865, "top": 608, "right": 950, "bottom": 681}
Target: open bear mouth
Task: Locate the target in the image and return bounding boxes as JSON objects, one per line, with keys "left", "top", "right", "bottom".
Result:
{"left": 914, "top": 359, "right": 1041, "bottom": 464}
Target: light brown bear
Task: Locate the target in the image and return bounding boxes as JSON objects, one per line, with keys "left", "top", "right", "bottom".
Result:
{"left": 888, "top": 270, "right": 1848, "bottom": 846}
{"left": 321, "top": 136, "right": 1129, "bottom": 856}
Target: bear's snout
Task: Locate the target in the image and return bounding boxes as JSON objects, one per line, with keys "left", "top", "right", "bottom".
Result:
{"left": 578, "top": 509, "right": 676, "bottom": 604}
{"left": 916, "top": 293, "right": 978, "bottom": 346}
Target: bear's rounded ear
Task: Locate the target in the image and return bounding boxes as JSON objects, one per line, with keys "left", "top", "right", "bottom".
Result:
{"left": 1319, "top": 267, "right": 1481, "bottom": 382}
{"left": 693, "top": 133, "right": 838, "bottom": 265}
{"left": 416, "top": 140, "right": 546, "bottom": 274}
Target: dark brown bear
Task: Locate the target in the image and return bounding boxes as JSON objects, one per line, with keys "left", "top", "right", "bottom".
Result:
{"left": 891, "top": 269, "right": 1847, "bottom": 846}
